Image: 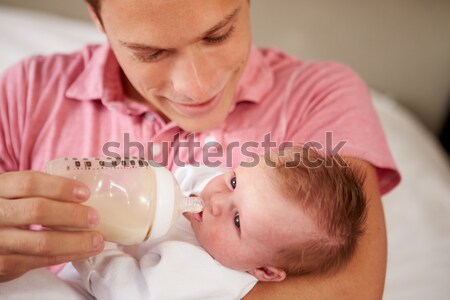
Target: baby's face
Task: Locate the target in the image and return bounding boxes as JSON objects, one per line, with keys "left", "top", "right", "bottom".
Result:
{"left": 185, "top": 160, "right": 317, "bottom": 273}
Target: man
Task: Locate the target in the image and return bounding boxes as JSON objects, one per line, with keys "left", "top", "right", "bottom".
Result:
{"left": 0, "top": 0, "right": 400, "bottom": 298}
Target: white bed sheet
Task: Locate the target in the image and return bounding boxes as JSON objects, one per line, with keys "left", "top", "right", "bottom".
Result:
{"left": 372, "top": 90, "right": 450, "bottom": 300}
{"left": 1, "top": 5, "right": 449, "bottom": 299}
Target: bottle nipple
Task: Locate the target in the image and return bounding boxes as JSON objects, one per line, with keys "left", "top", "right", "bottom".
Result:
{"left": 181, "top": 196, "right": 204, "bottom": 213}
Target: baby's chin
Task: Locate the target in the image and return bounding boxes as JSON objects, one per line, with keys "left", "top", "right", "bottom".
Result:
{"left": 182, "top": 212, "right": 191, "bottom": 221}
{"left": 183, "top": 212, "right": 201, "bottom": 236}
{"left": 184, "top": 211, "right": 203, "bottom": 223}
{"left": 188, "top": 217, "right": 206, "bottom": 250}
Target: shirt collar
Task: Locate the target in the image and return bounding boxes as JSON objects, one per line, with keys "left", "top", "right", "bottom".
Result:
{"left": 234, "top": 45, "right": 275, "bottom": 104}
{"left": 65, "top": 43, "right": 274, "bottom": 115}
{"left": 65, "top": 43, "right": 149, "bottom": 116}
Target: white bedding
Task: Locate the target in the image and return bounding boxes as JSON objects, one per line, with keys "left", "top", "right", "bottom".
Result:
{"left": 372, "top": 90, "right": 450, "bottom": 299}
{"left": 1, "top": 5, "right": 449, "bottom": 299}
{"left": 0, "top": 6, "right": 104, "bottom": 72}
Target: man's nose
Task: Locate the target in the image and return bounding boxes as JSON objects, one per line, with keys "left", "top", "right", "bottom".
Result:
{"left": 170, "top": 48, "right": 221, "bottom": 103}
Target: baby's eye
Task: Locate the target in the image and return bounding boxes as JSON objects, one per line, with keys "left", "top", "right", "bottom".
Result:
{"left": 234, "top": 212, "right": 240, "bottom": 229}
{"left": 230, "top": 176, "right": 237, "bottom": 189}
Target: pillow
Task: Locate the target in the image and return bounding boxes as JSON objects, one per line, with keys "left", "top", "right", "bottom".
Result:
{"left": 371, "top": 90, "right": 450, "bottom": 300}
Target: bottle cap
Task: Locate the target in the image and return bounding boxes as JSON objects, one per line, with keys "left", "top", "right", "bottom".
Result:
{"left": 150, "top": 165, "right": 176, "bottom": 240}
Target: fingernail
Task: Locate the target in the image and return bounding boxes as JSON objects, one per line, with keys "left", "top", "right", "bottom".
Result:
{"left": 88, "top": 209, "right": 99, "bottom": 227}
{"left": 92, "top": 234, "right": 103, "bottom": 251}
{"left": 74, "top": 186, "right": 90, "bottom": 200}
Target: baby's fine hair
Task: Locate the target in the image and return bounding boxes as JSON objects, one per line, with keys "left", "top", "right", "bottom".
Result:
{"left": 268, "top": 146, "right": 367, "bottom": 276}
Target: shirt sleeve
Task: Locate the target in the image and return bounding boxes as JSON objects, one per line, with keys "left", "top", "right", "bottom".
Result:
{"left": 72, "top": 243, "right": 151, "bottom": 300}
{"left": 283, "top": 61, "right": 401, "bottom": 194}
{"left": 0, "top": 60, "right": 29, "bottom": 173}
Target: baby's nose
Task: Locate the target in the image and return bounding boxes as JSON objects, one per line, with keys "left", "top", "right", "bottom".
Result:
{"left": 209, "top": 195, "right": 231, "bottom": 217}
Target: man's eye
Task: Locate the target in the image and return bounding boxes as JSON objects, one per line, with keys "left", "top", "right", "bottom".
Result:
{"left": 230, "top": 176, "right": 236, "bottom": 189}
{"left": 234, "top": 212, "right": 240, "bottom": 229}
{"left": 136, "top": 50, "right": 165, "bottom": 62}
{"left": 204, "top": 26, "right": 235, "bottom": 45}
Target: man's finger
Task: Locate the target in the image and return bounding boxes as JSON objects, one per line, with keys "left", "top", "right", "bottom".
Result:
{"left": 0, "top": 228, "right": 104, "bottom": 256}
{"left": 0, "top": 251, "right": 102, "bottom": 280}
{"left": 0, "top": 198, "right": 99, "bottom": 228}
{"left": 0, "top": 171, "right": 90, "bottom": 202}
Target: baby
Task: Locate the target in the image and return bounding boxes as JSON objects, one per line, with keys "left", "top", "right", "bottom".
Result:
{"left": 184, "top": 146, "right": 367, "bottom": 281}
{"left": 72, "top": 146, "right": 366, "bottom": 300}
{"left": 2, "top": 147, "right": 366, "bottom": 300}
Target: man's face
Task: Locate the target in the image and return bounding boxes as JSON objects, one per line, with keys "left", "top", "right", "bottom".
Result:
{"left": 96, "top": 0, "right": 252, "bottom": 131}
{"left": 185, "top": 161, "right": 317, "bottom": 274}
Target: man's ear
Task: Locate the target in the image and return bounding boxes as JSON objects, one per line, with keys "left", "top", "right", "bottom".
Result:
{"left": 248, "top": 266, "right": 286, "bottom": 282}
{"left": 87, "top": 4, "right": 105, "bottom": 34}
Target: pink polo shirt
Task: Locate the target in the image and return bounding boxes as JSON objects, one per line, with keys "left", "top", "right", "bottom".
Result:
{"left": 0, "top": 43, "right": 400, "bottom": 194}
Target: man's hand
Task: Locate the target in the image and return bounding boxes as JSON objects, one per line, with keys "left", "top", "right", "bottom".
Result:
{"left": 0, "top": 171, "right": 104, "bottom": 282}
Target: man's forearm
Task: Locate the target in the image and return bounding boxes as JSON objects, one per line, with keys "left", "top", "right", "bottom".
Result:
{"left": 244, "top": 158, "right": 387, "bottom": 300}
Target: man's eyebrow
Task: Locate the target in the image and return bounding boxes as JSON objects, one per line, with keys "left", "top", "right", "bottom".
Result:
{"left": 201, "top": 6, "right": 241, "bottom": 38}
{"left": 119, "top": 41, "right": 169, "bottom": 52}
{"left": 119, "top": 6, "right": 241, "bottom": 51}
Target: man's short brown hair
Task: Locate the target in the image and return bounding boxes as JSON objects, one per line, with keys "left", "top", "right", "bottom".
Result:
{"left": 268, "top": 147, "right": 367, "bottom": 276}
{"left": 85, "top": 0, "right": 101, "bottom": 20}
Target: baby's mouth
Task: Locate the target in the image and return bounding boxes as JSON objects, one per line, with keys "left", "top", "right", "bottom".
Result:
{"left": 184, "top": 210, "right": 203, "bottom": 223}
{"left": 192, "top": 210, "right": 203, "bottom": 223}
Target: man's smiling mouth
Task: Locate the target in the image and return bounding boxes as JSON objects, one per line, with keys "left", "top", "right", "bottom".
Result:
{"left": 168, "top": 89, "right": 225, "bottom": 117}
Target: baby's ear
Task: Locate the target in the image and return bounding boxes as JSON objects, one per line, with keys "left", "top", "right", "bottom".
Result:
{"left": 248, "top": 266, "right": 286, "bottom": 282}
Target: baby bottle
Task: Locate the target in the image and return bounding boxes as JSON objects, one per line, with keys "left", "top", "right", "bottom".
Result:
{"left": 45, "top": 157, "right": 203, "bottom": 245}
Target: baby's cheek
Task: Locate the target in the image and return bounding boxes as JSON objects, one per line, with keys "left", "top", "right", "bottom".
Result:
{"left": 195, "top": 225, "right": 216, "bottom": 248}
{"left": 204, "top": 179, "right": 222, "bottom": 195}
{"left": 210, "top": 234, "right": 236, "bottom": 255}
{"left": 199, "top": 230, "right": 224, "bottom": 252}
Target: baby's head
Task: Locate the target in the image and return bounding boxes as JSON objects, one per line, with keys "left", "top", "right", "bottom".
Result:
{"left": 185, "top": 147, "right": 366, "bottom": 282}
